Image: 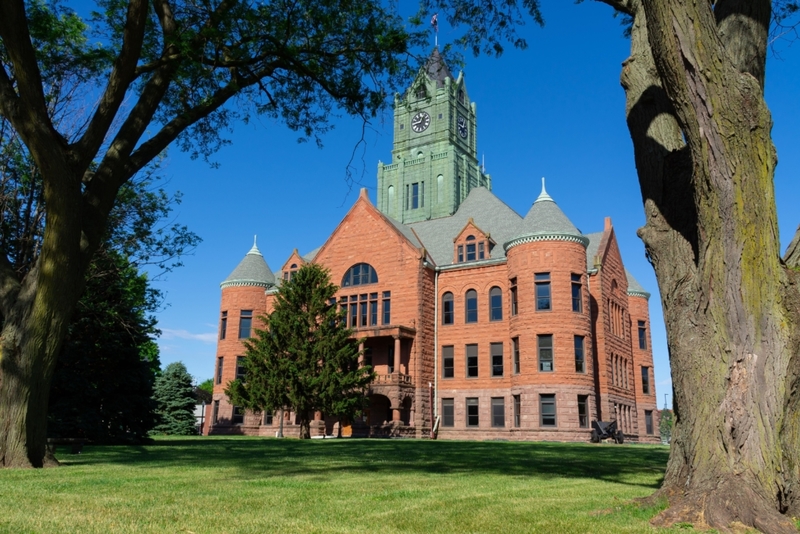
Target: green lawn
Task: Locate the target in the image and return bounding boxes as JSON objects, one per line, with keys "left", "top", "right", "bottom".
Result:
{"left": 0, "top": 437, "right": 682, "bottom": 533}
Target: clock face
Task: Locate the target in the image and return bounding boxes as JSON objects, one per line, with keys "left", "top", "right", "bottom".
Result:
{"left": 457, "top": 115, "right": 468, "bottom": 139}
{"left": 411, "top": 111, "right": 431, "bottom": 133}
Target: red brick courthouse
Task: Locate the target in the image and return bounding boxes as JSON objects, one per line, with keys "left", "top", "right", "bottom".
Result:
{"left": 206, "top": 50, "right": 660, "bottom": 442}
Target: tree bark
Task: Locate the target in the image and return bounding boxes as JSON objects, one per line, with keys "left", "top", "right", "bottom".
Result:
{"left": 610, "top": 0, "right": 800, "bottom": 531}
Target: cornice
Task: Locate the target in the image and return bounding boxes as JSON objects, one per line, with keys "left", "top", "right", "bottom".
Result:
{"left": 504, "top": 232, "right": 590, "bottom": 251}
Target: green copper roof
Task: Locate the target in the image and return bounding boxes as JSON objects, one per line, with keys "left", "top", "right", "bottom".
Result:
{"left": 221, "top": 238, "right": 275, "bottom": 289}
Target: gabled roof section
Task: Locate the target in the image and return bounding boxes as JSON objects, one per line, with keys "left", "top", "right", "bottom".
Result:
{"left": 626, "top": 269, "right": 651, "bottom": 300}
{"left": 585, "top": 232, "right": 604, "bottom": 270}
{"left": 505, "top": 178, "right": 588, "bottom": 250}
{"left": 221, "top": 238, "right": 275, "bottom": 289}
{"left": 281, "top": 249, "right": 306, "bottom": 272}
{"left": 312, "top": 188, "right": 424, "bottom": 264}
{"left": 424, "top": 47, "right": 453, "bottom": 88}
{"left": 409, "top": 187, "right": 522, "bottom": 266}
{"left": 454, "top": 218, "right": 491, "bottom": 243}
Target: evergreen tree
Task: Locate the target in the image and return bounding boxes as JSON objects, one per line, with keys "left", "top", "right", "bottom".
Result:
{"left": 226, "top": 264, "right": 373, "bottom": 439}
{"left": 48, "top": 247, "right": 160, "bottom": 444}
{"left": 152, "top": 362, "right": 197, "bottom": 436}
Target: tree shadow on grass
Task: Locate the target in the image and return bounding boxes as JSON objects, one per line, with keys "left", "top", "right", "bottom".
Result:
{"left": 60, "top": 438, "right": 668, "bottom": 489}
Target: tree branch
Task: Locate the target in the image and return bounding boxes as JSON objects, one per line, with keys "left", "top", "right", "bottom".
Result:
{"left": 71, "top": 0, "right": 149, "bottom": 172}
{"left": 594, "top": 0, "right": 636, "bottom": 16}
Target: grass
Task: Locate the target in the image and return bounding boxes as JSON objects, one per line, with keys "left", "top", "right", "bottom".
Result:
{"left": 0, "top": 436, "right": 685, "bottom": 533}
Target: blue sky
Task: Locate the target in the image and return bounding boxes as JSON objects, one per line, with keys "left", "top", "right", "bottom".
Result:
{"left": 131, "top": 2, "right": 800, "bottom": 406}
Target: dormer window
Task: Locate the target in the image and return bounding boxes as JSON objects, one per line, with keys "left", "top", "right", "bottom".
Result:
{"left": 466, "top": 235, "right": 476, "bottom": 261}
{"left": 453, "top": 221, "right": 493, "bottom": 264}
{"left": 283, "top": 263, "right": 298, "bottom": 281}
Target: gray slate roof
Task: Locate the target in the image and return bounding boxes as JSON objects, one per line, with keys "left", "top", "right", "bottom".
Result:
{"left": 585, "top": 232, "right": 604, "bottom": 270}
{"left": 626, "top": 269, "right": 651, "bottom": 299}
{"left": 221, "top": 241, "right": 275, "bottom": 288}
{"left": 425, "top": 48, "right": 453, "bottom": 89}
{"left": 409, "top": 187, "right": 522, "bottom": 266}
{"left": 513, "top": 181, "right": 582, "bottom": 240}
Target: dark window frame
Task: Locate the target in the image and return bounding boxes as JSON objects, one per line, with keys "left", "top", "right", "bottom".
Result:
{"left": 510, "top": 278, "right": 518, "bottom": 316}
{"left": 578, "top": 395, "right": 589, "bottom": 428}
{"left": 571, "top": 273, "right": 582, "bottom": 312}
{"left": 382, "top": 291, "right": 391, "bottom": 324}
{"left": 540, "top": 394, "right": 556, "bottom": 427}
{"left": 641, "top": 366, "right": 651, "bottom": 395}
{"left": 638, "top": 320, "right": 647, "bottom": 350}
{"left": 442, "top": 346, "right": 454, "bottom": 379}
{"left": 219, "top": 311, "right": 227, "bottom": 340}
{"left": 491, "top": 397, "right": 505, "bottom": 428}
{"left": 442, "top": 398, "right": 455, "bottom": 427}
{"left": 232, "top": 406, "right": 245, "bottom": 425}
{"left": 466, "top": 397, "right": 479, "bottom": 427}
{"left": 342, "top": 263, "right": 379, "bottom": 287}
{"left": 535, "top": 273, "right": 551, "bottom": 311}
{"left": 489, "top": 286, "right": 503, "bottom": 321}
{"left": 645, "top": 410, "right": 654, "bottom": 435}
{"left": 216, "top": 356, "right": 224, "bottom": 385}
{"left": 538, "top": 334, "right": 554, "bottom": 372}
{"left": 236, "top": 356, "right": 246, "bottom": 381}
{"left": 512, "top": 337, "right": 520, "bottom": 374}
{"left": 442, "top": 292, "right": 454, "bottom": 325}
{"left": 574, "top": 335, "right": 585, "bottom": 373}
{"left": 239, "top": 310, "right": 253, "bottom": 339}
{"left": 491, "top": 342, "right": 503, "bottom": 377}
{"left": 513, "top": 395, "right": 521, "bottom": 428}
{"left": 465, "top": 289, "right": 478, "bottom": 323}
{"left": 466, "top": 344, "right": 478, "bottom": 378}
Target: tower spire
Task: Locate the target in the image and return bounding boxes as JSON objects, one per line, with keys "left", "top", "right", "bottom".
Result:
{"left": 535, "top": 177, "right": 553, "bottom": 204}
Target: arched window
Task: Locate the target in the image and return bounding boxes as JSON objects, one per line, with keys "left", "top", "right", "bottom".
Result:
{"left": 342, "top": 263, "right": 378, "bottom": 287}
{"left": 465, "top": 289, "right": 478, "bottom": 323}
{"left": 490, "top": 287, "right": 503, "bottom": 321}
{"left": 442, "top": 292, "right": 454, "bottom": 325}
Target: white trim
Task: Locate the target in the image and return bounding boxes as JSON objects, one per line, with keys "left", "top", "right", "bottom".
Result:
{"left": 503, "top": 232, "right": 589, "bottom": 251}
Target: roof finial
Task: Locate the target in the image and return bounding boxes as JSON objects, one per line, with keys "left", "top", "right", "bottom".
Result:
{"left": 247, "top": 235, "right": 262, "bottom": 256}
{"left": 535, "top": 176, "right": 553, "bottom": 204}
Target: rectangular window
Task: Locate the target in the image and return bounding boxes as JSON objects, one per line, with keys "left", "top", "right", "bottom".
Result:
{"left": 538, "top": 334, "right": 553, "bottom": 372}
{"left": 571, "top": 274, "right": 582, "bottom": 312}
{"left": 442, "top": 346, "right": 454, "bottom": 379}
{"left": 478, "top": 241, "right": 485, "bottom": 259}
{"left": 236, "top": 356, "right": 246, "bottom": 381}
{"left": 457, "top": 245, "right": 464, "bottom": 263}
{"left": 466, "top": 397, "right": 479, "bottom": 427}
{"left": 510, "top": 278, "right": 518, "bottom": 316}
{"left": 370, "top": 293, "right": 378, "bottom": 325}
{"left": 264, "top": 412, "right": 273, "bottom": 425}
{"left": 540, "top": 394, "right": 556, "bottom": 427}
{"left": 513, "top": 337, "right": 520, "bottom": 374}
{"left": 387, "top": 347, "right": 394, "bottom": 374}
{"left": 466, "top": 344, "right": 478, "bottom": 378}
{"left": 421, "top": 181, "right": 425, "bottom": 208}
{"left": 360, "top": 294, "right": 368, "bottom": 327}
{"left": 216, "top": 356, "right": 224, "bottom": 385}
{"left": 239, "top": 310, "right": 253, "bottom": 338}
{"left": 382, "top": 291, "right": 391, "bottom": 324}
{"left": 491, "top": 342, "right": 504, "bottom": 377}
{"left": 213, "top": 400, "right": 220, "bottom": 424}
{"left": 442, "top": 398, "right": 454, "bottom": 427}
{"left": 578, "top": 395, "right": 589, "bottom": 428}
{"left": 535, "top": 273, "right": 551, "bottom": 310}
{"left": 574, "top": 336, "right": 585, "bottom": 373}
{"left": 490, "top": 290, "right": 503, "bottom": 321}
{"left": 645, "top": 410, "right": 654, "bottom": 435}
{"left": 642, "top": 366, "right": 651, "bottom": 395}
{"left": 412, "top": 182, "right": 419, "bottom": 209}
{"left": 220, "top": 311, "right": 227, "bottom": 340}
{"left": 232, "top": 406, "right": 244, "bottom": 425}
{"left": 513, "top": 395, "right": 521, "bottom": 428}
{"left": 638, "top": 320, "right": 647, "bottom": 349}
{"left": 350, "top": 295, "right": 358, "bottom": 328}
{"left": 466, "top": 242, "right": 476, "bottom": 261}
{"left": 491, "top": 397, "right": 505, "bottom": 427}
{"left": 405, "top": 184, "right": 409, "bottom": 210}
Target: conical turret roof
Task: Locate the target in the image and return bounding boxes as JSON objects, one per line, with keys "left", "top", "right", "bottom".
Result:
{"left": 504, "top": 178, "right": 588, "bottom": 250}
{"left": 220, "top": 237, "right": 275, "bottom": 289}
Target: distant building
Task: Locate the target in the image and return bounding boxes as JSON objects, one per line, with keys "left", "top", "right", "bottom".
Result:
{"left": 206, "top": 50, "right": 659, "bottom": 442}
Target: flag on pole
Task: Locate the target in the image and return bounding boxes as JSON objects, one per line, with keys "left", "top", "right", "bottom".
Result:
{"left": 431, "top": 13, "right": 438, "bottom": 32}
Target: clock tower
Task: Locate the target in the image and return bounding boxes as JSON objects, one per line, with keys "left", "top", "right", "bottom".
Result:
{"left": 377, "top": 48, "right": 490, "bottom": 224}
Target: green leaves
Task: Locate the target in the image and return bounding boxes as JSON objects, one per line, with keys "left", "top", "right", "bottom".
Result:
{"left": 226, "top": 264, "right": 373, "bottom": 435}
{"left": 152, "top": 362, "right": 198, "bottom": 436}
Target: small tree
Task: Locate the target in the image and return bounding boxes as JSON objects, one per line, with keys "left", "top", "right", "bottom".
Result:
{"left": 226, "top": 264, "right": 373, "bottom": 439}
{"left": 152, "top": 362, "right": 197, "bottom": 436}
{"left": 659, "top": 409, "right": 673, "bottom": 444}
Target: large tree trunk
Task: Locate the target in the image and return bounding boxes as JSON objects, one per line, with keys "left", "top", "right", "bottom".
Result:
{"left": 0, "top": 164, "right": 93, "bottom": 468}
{"left": 613, "top": 0, "right": 800, "bottom": 531}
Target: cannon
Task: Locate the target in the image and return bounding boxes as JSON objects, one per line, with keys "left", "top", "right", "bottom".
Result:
{"left": 590, "top": 420, "right": 624, "bottom": 444}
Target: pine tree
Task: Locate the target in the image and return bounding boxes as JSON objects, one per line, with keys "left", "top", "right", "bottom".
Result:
{"left": 152, "top": 362, "right": 197, "bottom": 436}
{"left": 226, "top": 264, "right": 373, "bottom": 439}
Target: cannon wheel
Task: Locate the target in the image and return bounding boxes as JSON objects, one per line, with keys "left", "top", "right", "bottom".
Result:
{"left": 615, "top": 430, "right": 624, "bottom": 444}
{"left": 590, "top": 429, "right": 600, "bottom": 443}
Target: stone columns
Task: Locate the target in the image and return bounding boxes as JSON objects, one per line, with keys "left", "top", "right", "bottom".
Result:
{"left": 393, "top": 336, "right": 401, "bottom": 374}
{"left": 358, "top": 341, "right": 365, "bottom": 367}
